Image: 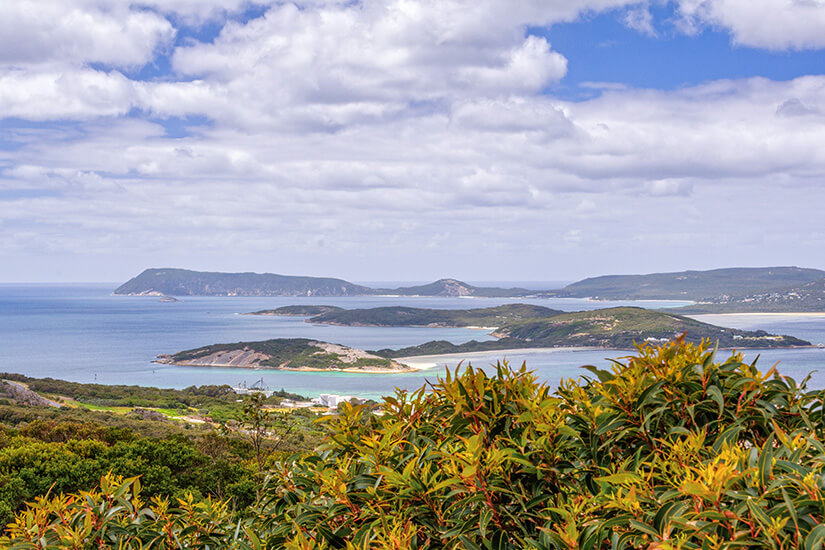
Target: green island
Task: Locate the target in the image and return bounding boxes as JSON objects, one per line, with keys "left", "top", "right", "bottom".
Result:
{"left": 115, "top": 269, "right": 537, "bottom": 297}
{"left": 249, "top": 303, "right": 562, "bottom": 327}
{"left": 257, "top": 304, "right": 810, "bottom": 354}
{"left": 4, "top": 339, "right": 825, "bottom": 548}
{"left": 248, "top": 304, "right": 345, "bottom": 316}
{"left": 157, "top": 338, "right": 412, "bottom": 372}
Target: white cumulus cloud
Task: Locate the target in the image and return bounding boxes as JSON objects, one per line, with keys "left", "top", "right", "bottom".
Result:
{"left": 675, "top": 0, "right": 825, "bottom": 50}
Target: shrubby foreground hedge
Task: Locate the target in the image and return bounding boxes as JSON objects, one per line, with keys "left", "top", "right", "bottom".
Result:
{"left": 4, "top": 337, "right": 825, "bottom": 549}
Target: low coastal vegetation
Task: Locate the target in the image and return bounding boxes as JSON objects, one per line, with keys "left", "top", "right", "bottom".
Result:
{"left": 4, "top": 338, "right": 825, "bottom": 548}
{"left": 558, "top": 266, "right": 825, "bottom": 301}
{"left": 1, "top": 374, "right": 305, "bottom": 421}
{"left": 159, "top": 338, "right": 410, "bottom": 372}
{"left": 0, "top": 380, "right": 325, "bottom": 528}
{"left": 670, "top": 278, "right": 825, "bottom": 314}
{"left": 250, "top": 303, "right": 562, "bottom": 327}
{"left": 491, "top": 307, "right": 809, "bottom": 348}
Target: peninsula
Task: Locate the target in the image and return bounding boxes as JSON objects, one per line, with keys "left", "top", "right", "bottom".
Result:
{"left": 669, "top": 278, "right": 825, "bottom": 313}
{"left": 242, "top": 305, "right": 812, "bottom": 362}
{"left": 156, "top": 338, "right": 412, "bottom": 373}
{"left": 557, "top": 266, "right": 825, "bottom": 301}
{"left": 371, "top": 306, "right": 811, "bottom": 357}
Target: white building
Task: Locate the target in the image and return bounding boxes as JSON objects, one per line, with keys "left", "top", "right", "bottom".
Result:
{"left": 314, "top": 394, "right": 363, "bottom": 408}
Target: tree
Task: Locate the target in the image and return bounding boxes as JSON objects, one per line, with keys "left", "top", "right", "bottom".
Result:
{"left": 231, "top": 393, "right": 299, "bottom": 499}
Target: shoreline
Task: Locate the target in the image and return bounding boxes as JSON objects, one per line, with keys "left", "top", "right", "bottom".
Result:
{"left": 396, "top": 343, "right": 824, "bottom": 370}
{"left": 395, "top": 346, "right": 608, "bottom": 371}
{"left": 277, "top": 365, "right": 415, "bottom": 373}
{"left": 691, "top": 312, "right": 825, "bottom": 317}
{"left": 155, "top": 360, "right": 415, "bottom": 374}
{"left": 159, "top": 342, "right": 824, "bottom": 374}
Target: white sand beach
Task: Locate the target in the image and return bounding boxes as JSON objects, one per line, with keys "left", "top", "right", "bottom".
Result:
{"left": 397, "top": 346, "right": 603, "bottom": 371}
{"left": 691, "top": 313, "right": 825, "bottom": 326}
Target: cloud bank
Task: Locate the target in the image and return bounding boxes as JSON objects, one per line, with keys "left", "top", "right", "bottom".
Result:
{"left": 1, "top": 0, "right": 825, "bottom": 281}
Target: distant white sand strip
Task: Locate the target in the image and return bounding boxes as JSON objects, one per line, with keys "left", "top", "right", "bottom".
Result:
{"left": 397, "top": 347, "right": 602, "bottom": 371}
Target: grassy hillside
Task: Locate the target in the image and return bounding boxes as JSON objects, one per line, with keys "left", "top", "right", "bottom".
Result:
{"left": 670, "top": 277, "right": 825, "bottom": 313}
{"left": 560, "top": 266, "right": 825, "bottom": 300}
{"left": 376, "top": 306, "right": 810, "bottom": 357}
{"left": 268, "top": 303, "right": 563, "bottom": 327}
{"left": 0, "top": 374, "right": 323, "bottom": 527}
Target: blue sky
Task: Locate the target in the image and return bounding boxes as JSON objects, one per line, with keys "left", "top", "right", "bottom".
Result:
{"left": 545, "top": 5, "right": 825, "bottom": 97}
{"left": 1, "top": 1, "right": 825, "bottom": 283}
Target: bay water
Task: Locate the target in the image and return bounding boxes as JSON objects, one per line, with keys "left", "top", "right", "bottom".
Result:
{"left": 2, "top": 284, "right": 824, "bottom": 399}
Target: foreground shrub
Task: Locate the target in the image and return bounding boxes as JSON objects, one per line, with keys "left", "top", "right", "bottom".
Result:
{"left": 5, "top": 337, "right": 825, "bottom": 549}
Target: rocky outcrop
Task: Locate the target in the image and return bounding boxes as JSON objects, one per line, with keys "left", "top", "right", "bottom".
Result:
{"left": 156, "top": 347, "right": 270, "bottom": 368}
{"left": 2, "top": 380, "right": 62, "bottom": 407}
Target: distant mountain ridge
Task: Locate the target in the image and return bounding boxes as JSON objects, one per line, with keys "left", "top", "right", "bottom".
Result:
{"left": 558, "top": 267, "right": 825, "bottom": 301}
{"left": 115, "top": 266, "right": 825, "bottom": 302}
{"left": 114, "top": 270, "right": 540, "bottom": 297}
{"left": 114, "top": 268, "right": 374, "bottom": 297}
{"left": 379, "top": 278, "right": 533, "bottom": 298}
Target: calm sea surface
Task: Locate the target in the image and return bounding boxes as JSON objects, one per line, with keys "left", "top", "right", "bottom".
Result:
{"left": 1, "top": 285, "right": 824, "bottom": 398}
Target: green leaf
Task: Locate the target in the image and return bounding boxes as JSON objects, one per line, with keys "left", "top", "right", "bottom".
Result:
{"left": 758, "top": 437, "right": 774, "bottom": 490}
{"left": 805, "top": 524, "right": 825, "bottom": 550}
{"left": 595, "top": 472, "right": 641, "bottom": 485}
{"left": 707, "top": 386, "right": 724, "bottom": 415}
{"left": 489, "top": 531, "right": 508, "bottom": 550}
{"left": 582, "top": 365, "right": 615, "bottom": 382}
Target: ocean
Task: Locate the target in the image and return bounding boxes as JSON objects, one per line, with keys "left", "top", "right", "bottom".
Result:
{"left": 2, "top": 284, "right": 824, "bottom": 399}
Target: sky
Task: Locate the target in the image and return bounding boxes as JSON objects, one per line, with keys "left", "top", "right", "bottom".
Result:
{"left": 2, "top": 1, "right": 825, "bottom": 283}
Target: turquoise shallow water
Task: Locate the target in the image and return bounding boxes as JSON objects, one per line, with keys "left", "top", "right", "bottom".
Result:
{"left": 1, "top": 285, "right": 823, "bottom": 398}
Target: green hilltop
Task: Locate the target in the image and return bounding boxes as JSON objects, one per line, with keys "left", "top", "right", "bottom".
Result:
{"left": 670, "top": 277, "right": 825, "bottom": 313}
{"left": 158, "top": 338, "right": 409, "bottom": 372}
{"left": 373, "top": 306, "right": 810, "bottom": 357}
{"left": 379, "top": 278, "right": 533, "bottom": 297}
{"left": 558, "top": 266, "right": 825, "bottom": 301}
{"left": 251, "top": 303, "right": 562, "bottom": 327}
{"left": 114, "top": 268, "right": 375, "bottom": 297}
